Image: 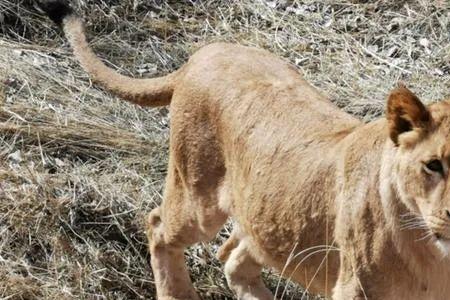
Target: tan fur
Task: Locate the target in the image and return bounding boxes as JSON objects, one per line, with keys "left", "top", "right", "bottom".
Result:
{"left": 61, "top": 14, "right": 450, "bottom": 300}
{"left": 63, "top": 16, "right": 181, "bottom": 106}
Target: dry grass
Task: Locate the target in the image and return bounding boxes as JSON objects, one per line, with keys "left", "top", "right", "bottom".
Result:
{"left": 0, "top": 0, "right": 448, "bottom": 299}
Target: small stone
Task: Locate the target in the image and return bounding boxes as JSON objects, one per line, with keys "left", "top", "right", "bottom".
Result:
{"left": 8, "top": 150, "right": 22, "bottom": 163}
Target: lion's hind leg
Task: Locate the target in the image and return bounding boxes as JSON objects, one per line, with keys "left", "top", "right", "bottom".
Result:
{"left": 147, "top": 162, "right": 227, "bottom": 300}
{"left": 220, "top": 229, "right": 273, "bottom": 300}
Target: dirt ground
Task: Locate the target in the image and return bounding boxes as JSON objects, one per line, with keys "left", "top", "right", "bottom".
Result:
{"left": 0, "top": 0, "right": 448, "bottom": 299}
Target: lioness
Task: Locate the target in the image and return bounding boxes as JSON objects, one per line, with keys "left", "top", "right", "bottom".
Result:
{"left": 40, "top": 1, "right": 450, "bottom": 299}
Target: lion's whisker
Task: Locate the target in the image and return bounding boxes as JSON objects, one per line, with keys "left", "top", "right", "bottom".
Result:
{"left": 278, "top": 246, "right": 340, "bottom": 299}
{"left": 300, "top": 244, "right": 341, "bottom": 300}
{"left": 415, "top": 230, "right": 435, "bottom": 242}
{"left": 276, "top": 244, "right": 339, "bottom": 299}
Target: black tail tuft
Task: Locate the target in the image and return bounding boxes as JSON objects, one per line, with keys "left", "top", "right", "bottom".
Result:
{"left": 38, "top": 0, "right": 74, "bottom": 25}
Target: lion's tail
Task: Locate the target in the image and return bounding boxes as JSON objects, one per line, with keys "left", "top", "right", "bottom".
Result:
{"left": 40, "top": 0, "right": 178, "bottom": 107}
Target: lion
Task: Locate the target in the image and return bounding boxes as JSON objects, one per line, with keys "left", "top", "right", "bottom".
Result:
{"left": 40, "top": 1, "right": 450, "bottom": 299}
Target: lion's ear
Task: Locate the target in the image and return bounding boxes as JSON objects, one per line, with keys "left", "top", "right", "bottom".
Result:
{"left": 386, "top": 86, "right": 431, "bottom": 146}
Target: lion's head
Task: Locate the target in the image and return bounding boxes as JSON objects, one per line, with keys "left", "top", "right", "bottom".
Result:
{"left": 387, "top": 86, "right": 450, "bottom": 254}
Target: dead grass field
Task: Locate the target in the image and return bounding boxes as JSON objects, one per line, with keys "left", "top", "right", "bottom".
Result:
{"left": 0, "top": 0, "right": 448, "bottom": 299}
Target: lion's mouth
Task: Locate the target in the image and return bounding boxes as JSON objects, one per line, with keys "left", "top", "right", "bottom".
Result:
{"left": 432, "top": 232, "right": 450, "bottom": 256}
{"left": 434, "top": 232, "right": 444, "bottom": 240}
{"left": 435, "top": 238, "right": 450, "bottom": 256}
{"left": 432, "top": 231, "right": 450, "bottom": 241}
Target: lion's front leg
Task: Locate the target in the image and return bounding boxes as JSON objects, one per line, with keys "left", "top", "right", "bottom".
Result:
{"left": 332, "top": 255, "right": 368, "bottom": 300}
{"left": 332, "top": 280, "right": 367, "bottom": 300}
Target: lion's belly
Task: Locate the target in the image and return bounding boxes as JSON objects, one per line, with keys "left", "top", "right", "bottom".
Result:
{"left": 244, "top": 208, "right": 339, "bottom": 295}
{"left": 231, "top": 165, "right": 341, "bottom": 296}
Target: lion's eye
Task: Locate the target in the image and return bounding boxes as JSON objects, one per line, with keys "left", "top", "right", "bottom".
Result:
{"left": 424, "top": 159, "right": 444, "bottom": 174}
